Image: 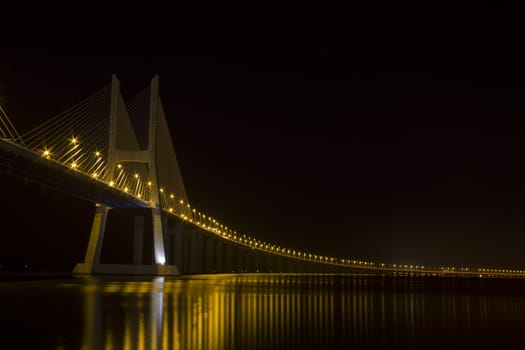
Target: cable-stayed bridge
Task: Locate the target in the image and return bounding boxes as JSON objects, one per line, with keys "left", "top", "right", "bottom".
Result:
{"left": 0, "top": 76, "right": 523, "bottom": 278}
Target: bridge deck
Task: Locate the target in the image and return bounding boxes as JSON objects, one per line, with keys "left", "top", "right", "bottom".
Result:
{"left": 0, "top": 139, "right": 149, "bottom": 209}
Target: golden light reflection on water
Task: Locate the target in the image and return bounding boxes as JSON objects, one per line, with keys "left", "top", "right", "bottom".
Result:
{"left": 77, "top": 274, "right": 525, "bottom": 349}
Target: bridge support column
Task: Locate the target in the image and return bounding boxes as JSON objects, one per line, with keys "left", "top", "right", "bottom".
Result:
{"left": 151, "top": 208, "right": 166, "bottom": 266}
{"left": 189, "top": 231, "right": 204, "bottom": 273}
{"left": 132, "top": 216, "right": 144, "bottom": 264}
{"left": 268, "top": 254, "right": 274, "bottom": 272}
{"left": 73, "top": 205, "right": 109, "bottom": 274}
{"left": 281, "top": 257, "right": 288, "bottom": 273}
{"left": 246, "top": 250, "right": 252, "bottom": 272}
{"left": 234, "top": 247, "right": 246, "bottom": 272}
{"left": 161, "top": 216, "right": 169, "bottom": 264}
{"left": 225, "top": 245, "right": 234, "bottom": 273}
{"left": 263, "top": 254, "right": 270, "bottom": 272}
{"left": 215, "top": 241, "right": 224, "bottom": 273}
{"left": 182, "top": 228, "right": 191, "bottom": 273}
{"left": 204, "top": 238, "right": 215, "bottom": 273}
{"left": 245, "top": 249, "right": 252, "bottom": 272}
{"left": 172, "top": 222, "right": 184, "bottom": 271}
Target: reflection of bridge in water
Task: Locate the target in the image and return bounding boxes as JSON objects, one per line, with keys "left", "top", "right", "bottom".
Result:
{"left": 3, "top": 275, "right": 525, "bottom": 348}
{"left": 65, "top": 275, "right": 525, "bottom": 348}
{"left": 0, "top": 76, "right": 524, "bottom": 278}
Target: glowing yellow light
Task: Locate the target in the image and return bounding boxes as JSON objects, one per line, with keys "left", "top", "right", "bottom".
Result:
{"left": 92, "top": 172, "right": 98, "bottom": 178}
{"left": 124, "top": 187, "right": 129, "bottom": 192}
{"left": 134, "top": 173, "right": 139, "bottom": 179}
{"left": 192, "top": 209, "right": 196, "bottom": 212}
{"left": 117, "top": 164, "right": 122, "bottom": 169}
{"left": 170, "top": 194, "right": 174, "bottom": 199}
{"left": 109, "top": 181, "right": 114, "bottom": 187}
{"left": 71, "top": 162, "right": 77, "bottom": 169}
{"left": 179, "top": 200, "right": 184, "bottom": 204}
{"left": 168, "top": 208, "right": 173, "bottom": 212}
{"left": 95, "top": 151, "right": 101, "bottom": 157}
{"left": 42, "top": 149, "right": 51, "bottom": 158}
{"left": 137, "top": 193, "right": 142, "bottom": 198}
{"left": 147, "top": 181, "right": 152, "bottom": 186}
{"left": 71, "top": 137, "right": 78, "bottom": 144}
{"left": 160, "top": 188, "right": 164, "bottom": 193}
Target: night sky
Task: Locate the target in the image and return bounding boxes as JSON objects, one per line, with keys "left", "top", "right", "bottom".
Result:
{"left": 2, "top": 5, "right": 525, "bottom": 270}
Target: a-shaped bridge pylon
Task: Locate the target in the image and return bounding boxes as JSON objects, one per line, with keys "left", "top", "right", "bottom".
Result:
{"left": 73, "top": 75, "right": 189, "bottom": 275}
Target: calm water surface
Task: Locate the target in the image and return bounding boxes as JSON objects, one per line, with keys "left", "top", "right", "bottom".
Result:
{"left": 1, "top": 274, "right": 525, "bottom": 349}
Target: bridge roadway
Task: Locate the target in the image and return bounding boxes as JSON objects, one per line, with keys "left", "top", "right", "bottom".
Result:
{"left": 2, "top": 138, "right": 525, "bottom": 278}
{"left": 0, "top": 138, "right": 148, "bottom": 208}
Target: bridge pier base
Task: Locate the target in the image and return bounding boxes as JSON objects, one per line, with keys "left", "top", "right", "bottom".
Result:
{"left": 74, "top": 263, "right": 179, "bottom": 275}
{"left": 73, "top": 205, "right": 108, "bottom": 274}
{"left": 73, "top": 205, "right": 180, "bottom": 276}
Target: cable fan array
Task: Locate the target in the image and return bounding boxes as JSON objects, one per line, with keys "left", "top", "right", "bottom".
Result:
{"left": 0, "top": 104, "right": 23, "bottom": 143}
{"left": 17, "top": 84, "right": 195, "bottom": 212}
{"left": 20, "top": 86, "right": 113, "bottom": 179}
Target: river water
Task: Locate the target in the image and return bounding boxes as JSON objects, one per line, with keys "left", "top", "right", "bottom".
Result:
{"left": 1, "top": 274, "right": 525, "bottom": 349}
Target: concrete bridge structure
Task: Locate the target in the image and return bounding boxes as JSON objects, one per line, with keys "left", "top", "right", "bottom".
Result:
{"left": 1, "top": 76, "right": 523, "bottom": 279}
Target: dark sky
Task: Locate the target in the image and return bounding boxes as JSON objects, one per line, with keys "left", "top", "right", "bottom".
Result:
{"left": 2, "top": 4, "right": 525, "bottom": 270}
